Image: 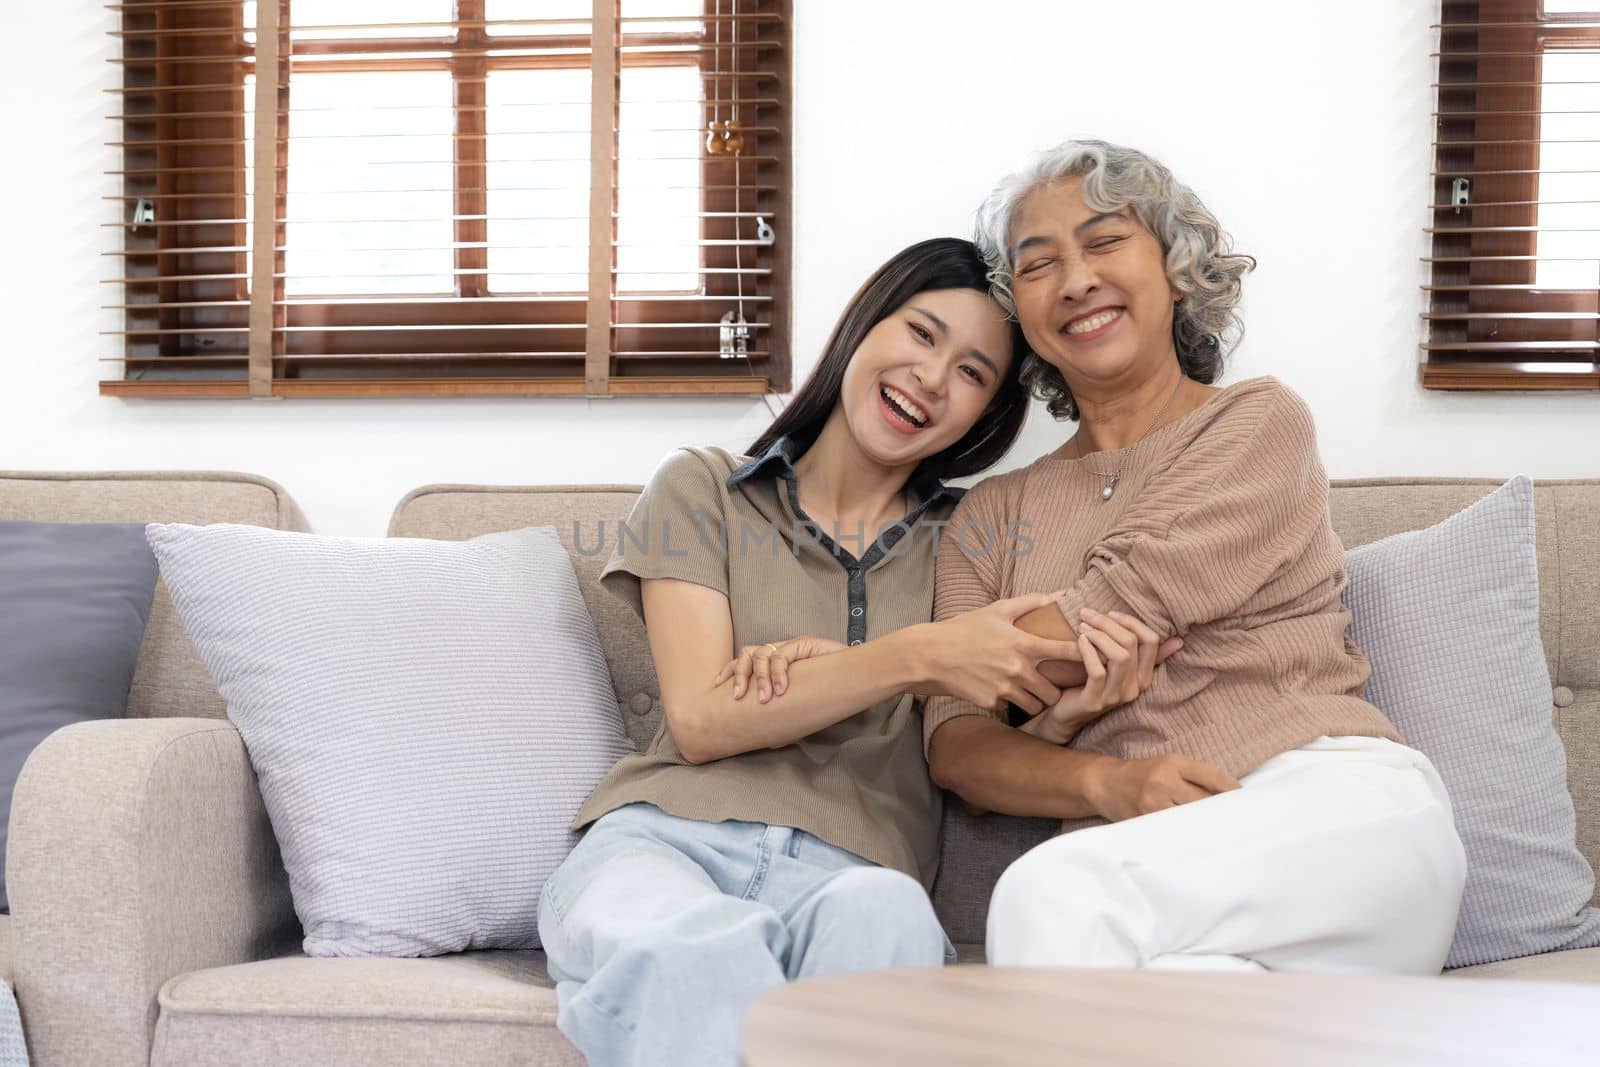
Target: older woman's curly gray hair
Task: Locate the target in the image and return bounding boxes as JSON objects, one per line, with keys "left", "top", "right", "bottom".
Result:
{"left": 974, "top": 139, "right": 1256, "bottom": 420}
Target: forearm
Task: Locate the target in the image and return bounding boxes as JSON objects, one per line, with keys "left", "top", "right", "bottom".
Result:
{"left": 1018, "top": 707, "right": 1075, "bottom": 745}
{"left": 680, "top": 626, "right": 929, "bottom": 762}
{"left": 927, "top": 714, "right": 1115, "bottom": 820}
{"left": 1015, "top": 603, "right": 1089, "bottom": 687}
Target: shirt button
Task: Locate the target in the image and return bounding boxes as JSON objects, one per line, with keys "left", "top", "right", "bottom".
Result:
{"left": 848, "top": 567, "right": 861, "bottom": 578}
{"left": 849, "top": 639, "right": 863, "bottom": 646}
{"left": 850, "top": 606, "right": 863, "bottom": 617}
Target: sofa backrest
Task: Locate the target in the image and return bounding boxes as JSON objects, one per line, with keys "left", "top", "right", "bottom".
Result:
{"left": 0, "top": 470, "right": 308, "bottom": 718}
{"left": 391, "top": 476, "right": 1600, "bottom": 943}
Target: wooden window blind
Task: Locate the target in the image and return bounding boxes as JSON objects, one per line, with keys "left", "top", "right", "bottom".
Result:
{"left": 1424, "top": 0, "right": 1600, "bottom": 390}
{"left": 104, "top": 0, "right": 791, "bottom": 398}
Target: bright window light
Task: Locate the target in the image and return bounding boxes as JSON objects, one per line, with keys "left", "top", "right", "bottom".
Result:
{"left": 245, "top": 0, "right": 454, "bottom": 42}
{"left": 249, "top": 72, "right": 456, "bottom": 295}
{"left": 616, "top": 66, "right": 702, "bottom": 293}
{"left": 487, "top": 69, "right": 592, "bottom": 293}
{"left": 1535, "top": 50, "right": 1600, "bottom": 289}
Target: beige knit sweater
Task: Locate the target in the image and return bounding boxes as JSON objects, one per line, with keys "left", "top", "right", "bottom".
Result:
{"left": 923, "top": 375, "right": 1400, "bottom": 781}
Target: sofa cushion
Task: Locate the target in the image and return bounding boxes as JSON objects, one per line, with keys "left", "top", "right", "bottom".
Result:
{"left": 948, "top": 941, "right": 1600, "bottom": 982}
{"left": 153, "top": 951, "right": 581, "bottom": 1067}
{"left": 146, "top": 522, "right": 633, "bottom": 957}
{"left": 0, "top": 471, "right": 309, "bottom": 720}
{"left": 1446, "top": 947, "right": 1600, "bottom": 985}
{"left": 0, "top": 521, "right": 159, "bottom": 911}
{"left": 1343, "top": 476, "right": 1600, "bottom": 968}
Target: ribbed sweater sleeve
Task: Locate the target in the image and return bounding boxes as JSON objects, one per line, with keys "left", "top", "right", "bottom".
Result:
{"left": 1056, "top": 386, "right": 1331, "bottom": 640}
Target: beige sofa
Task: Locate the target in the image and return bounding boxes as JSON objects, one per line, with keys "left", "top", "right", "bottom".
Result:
{"left": 3, "top": 470, "right": 1598, "bottom": 1067}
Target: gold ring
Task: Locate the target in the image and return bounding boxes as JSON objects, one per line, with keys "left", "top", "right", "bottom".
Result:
{"left": 764, "top": 643, "right": 780, "bottom": 654}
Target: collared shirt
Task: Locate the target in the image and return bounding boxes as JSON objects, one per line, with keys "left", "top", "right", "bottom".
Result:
{"left": 573, "top": 436, "right": 963, "bottom": 889}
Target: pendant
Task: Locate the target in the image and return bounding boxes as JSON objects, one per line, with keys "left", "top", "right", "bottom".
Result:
{"left": 1101, "top": 484, "right": 1115, "bottom": 501}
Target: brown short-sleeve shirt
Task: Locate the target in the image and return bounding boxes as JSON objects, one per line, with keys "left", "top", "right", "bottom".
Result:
{"left": 573, "top": 437, "right": 963, "bottom": 889}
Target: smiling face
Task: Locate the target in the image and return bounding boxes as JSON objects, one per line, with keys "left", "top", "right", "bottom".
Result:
{"left": 836, "top": 287, "right": 1014, "bottom": 469}
{"left": 1008, "top": 176, "right": 1180, "bottom": 390}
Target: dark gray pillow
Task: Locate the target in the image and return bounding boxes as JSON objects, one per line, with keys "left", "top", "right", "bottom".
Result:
{"left": 1343, "top": 475, "right": 1600, "bottom": 968}
{"left": 0, "top": 521, "right": 159, "bottom": 911}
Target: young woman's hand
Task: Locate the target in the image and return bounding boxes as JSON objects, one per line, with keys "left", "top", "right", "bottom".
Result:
{"left": 909, "top": 592, "right": 1084, "bottom": 715}
{"left": 712, "top": 635, "right": 848, "bottom": 703}
{"left": 1024, "top": 609, "right": 1183, "bottom": 744}
{"left": 1083, "top": 754, "right": 1242, "bottom": 822}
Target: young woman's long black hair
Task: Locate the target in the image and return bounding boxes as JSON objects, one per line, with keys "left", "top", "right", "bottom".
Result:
{"left": 748, "top": 237, "right": 1030, "bottom": 481}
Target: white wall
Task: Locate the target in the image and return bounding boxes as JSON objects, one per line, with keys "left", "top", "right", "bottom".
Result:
{"left": 3, "top": 1, "right": 1594, "bottom": 536}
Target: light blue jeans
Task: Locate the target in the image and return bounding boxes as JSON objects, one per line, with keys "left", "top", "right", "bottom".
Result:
{"left": 537, "top": 802, "right": 954, "bottom": 1067}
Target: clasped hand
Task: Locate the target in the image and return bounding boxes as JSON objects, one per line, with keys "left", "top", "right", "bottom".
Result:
{"left": 1026, "top": 607, "right": 1182, "bottom": 744}
{"left": 713, "top": 593, "right": 1180, "bottom": 745}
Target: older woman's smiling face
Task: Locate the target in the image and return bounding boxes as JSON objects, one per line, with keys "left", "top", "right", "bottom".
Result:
{"left": 1009, "top": 177, "right": 1179, "bottom": 388}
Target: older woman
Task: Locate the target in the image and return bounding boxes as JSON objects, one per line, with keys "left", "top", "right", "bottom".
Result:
{"left": 924, "top": 140, "right": 1468, "bottom": 975}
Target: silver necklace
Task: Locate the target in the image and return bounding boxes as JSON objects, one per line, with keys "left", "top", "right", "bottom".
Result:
{"left": 1072, "top": 375, "right": 1186, "bottom": 502}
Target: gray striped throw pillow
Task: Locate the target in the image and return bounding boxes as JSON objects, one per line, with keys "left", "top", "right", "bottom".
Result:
{"left": 146, "top": 522, "right": 633, "bottom": 957}
{"left": 1343, "top": 475, "right": 1600, "bottom": 968}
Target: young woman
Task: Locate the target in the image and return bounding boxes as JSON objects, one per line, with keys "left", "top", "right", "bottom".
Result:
{"left": 537, "top": 237, "right": 1182, "bottom": 1067}
{"left": 925, "top": 140, "right": 1468, "bottom": 974}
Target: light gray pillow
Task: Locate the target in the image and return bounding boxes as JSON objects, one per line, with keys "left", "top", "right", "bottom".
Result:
{"left": 1343, "top": 475, "right": 1600, "bottom": 968}
{"left": 145, "top": 522, "right": 633, "bottom": 957}
{"left": 0, "top": 521, "right": 158, "bottom": 912}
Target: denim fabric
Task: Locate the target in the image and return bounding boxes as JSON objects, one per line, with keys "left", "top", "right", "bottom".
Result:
{"left": 538, "top": 802, "right": 954, "bottom": 1067}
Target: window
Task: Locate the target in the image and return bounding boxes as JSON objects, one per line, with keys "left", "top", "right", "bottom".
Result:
{"left": 107, "top": 0, "right": 791, "bottom": 397}
{"left": 1424, "top": 0, "right": 1600, "bottom": 390}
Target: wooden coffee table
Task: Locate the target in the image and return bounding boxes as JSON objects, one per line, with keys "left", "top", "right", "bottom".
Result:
{"left": 741, "top": 965, "right": 1600, "bottom": 1066}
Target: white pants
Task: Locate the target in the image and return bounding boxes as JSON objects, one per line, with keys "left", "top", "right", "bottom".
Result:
{"left": 987, "top": 736, "right": 1467, "bottom": 975}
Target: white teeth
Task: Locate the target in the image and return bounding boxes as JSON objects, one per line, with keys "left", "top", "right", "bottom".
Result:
{"left": 881, "top": 385, "right": 928, "bottom": 426}
{"left": 1066, "top": 308, "right": 1122, "bottom": 335}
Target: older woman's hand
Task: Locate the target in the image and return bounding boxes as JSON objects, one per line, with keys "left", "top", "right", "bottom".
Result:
{"left": 1024, "top": 609, "right": 1182, "bottom": 744}
{"left": 1084, "top": 755, "right": 1242, "bottom": 822}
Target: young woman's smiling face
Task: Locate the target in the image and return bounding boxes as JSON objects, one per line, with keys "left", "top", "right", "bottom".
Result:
{"left": 1009, "top": 177, "right": 1180, "bottom": 388}
{"left": 838, "top": 287, "right": 1014, "bottom": 468}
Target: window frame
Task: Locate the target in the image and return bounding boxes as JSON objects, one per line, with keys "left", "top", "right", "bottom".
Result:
{"left": 105, "top": 0, "right": 792, "bottom": 398}
{"left": 1424, "top": 0, "right": 1600, "bottom": 390}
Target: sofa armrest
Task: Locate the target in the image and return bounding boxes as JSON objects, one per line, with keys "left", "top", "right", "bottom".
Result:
{"left": 8, "top": 718, "right": 297, "bottom": 1067}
